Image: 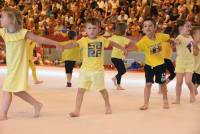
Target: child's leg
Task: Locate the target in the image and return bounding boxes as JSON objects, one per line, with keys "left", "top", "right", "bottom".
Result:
{"left": 165, "top": 59, "right": 176, "bottom": 84}
{"left": 194, "top": 84, "right": 199, "bottom": 95}
{"left": 65, "top": 61, "right": 75, "bottom": 87}
{"left": 29, "top": 60, "right": 43, "bottom": 84}
{"left": 173, "top": 73, "right": 184, "bottom": 104}
{"left": 0, "top": 91, "right": 12, "bottom": 121}
{"left": 69, "top": 88, "right": 85, "bottom": 117}
{"left": 111, "top": 58, "right": 126, "bottom": 90}
{"left": 159, "top": 84, "right": 169, "bottom": 109}
{"left": 140, "top": 83, "right": 152, "bottom": 110}
{"left": 13, "top": 91, "right": 43, "bottom": 118}
{"left": 99, "top": 89, "right": 112, "bottom": 114}
{"left": 185, "top": 72, "right": 195, "bottom": 103}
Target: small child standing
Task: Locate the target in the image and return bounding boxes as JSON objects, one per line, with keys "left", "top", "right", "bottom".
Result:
{"left": 127, "top": 18, "right": 170, "bottom": 110}
{"left": 109, "top": 22, "right": 131, "bottom": 90}
{"left": 191, "top": 26, "right": 200, "bottom": 95}
{"left": 60, "top": 31, "right": 80, "bottom": 87}
{"left": 172, "top": 20, "right": 196, "bottom": 104}
{"left": 0, "top": 7, "right": 61, "bottom": 120}
{"left": 63, "top": 18, "right": 127, "bottom": 117}
{"left": 26, "top": 39, "right": 43, "bottom": 84}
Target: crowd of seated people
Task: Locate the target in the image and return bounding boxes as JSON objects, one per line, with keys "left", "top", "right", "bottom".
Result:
{"left": 0, "top": 0, "right": 199, "bottom": 65}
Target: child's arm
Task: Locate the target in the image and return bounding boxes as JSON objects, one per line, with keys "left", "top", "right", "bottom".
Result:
{"left": 126, "top": 40, "right": 138, "bottom": 51}
{"left": 26, "top": 31, "right": 61, "bottom": 47}
{"left": 193, "top": 41, "right": 199, "bottom": 56}
{"left": 109, "top": 41, "right": 128, "bottom": 55}
{"left": 62, "top": 42, "right": 79, "bottom": 49}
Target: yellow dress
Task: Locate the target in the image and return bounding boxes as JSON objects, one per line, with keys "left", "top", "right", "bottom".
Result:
{"left": 0, "top": 28, "right": 29, "bottom": 92}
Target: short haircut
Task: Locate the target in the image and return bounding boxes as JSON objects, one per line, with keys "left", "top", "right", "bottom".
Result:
{"left": 68, "top": 31, "right": 77, "bottom": 40}
{"left": 143, "top": 18, "right": 156, "bottom": 27}
{"left": 85, "top": 17, "right": 101, "bottom": 27}
{"left": 115, "top": 22, "right": 127, "bottom": 36}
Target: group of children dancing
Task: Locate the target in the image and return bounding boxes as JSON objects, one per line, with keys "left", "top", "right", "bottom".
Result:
{"left": 0, "top": 7, "right": 199, "bottom": 120}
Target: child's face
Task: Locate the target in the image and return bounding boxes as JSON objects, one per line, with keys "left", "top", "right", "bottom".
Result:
{"left": 0, "top": 12, "right": 11, "bottom": 28}
{"left": 85, "top": 23, "right": 99, "bottom": 39}
{"left": 193, "top": 29, "right": 200, "bottom": 42}
{"left": 142, "top": 20, "right": 156, "bottom": 35}
{"left": 180, "top": 21, "right": 192, "bottom": 35}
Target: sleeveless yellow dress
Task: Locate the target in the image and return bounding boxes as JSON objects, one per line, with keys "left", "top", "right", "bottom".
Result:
{"left": 0, "top": 28, "right": 29, "bottom": 92}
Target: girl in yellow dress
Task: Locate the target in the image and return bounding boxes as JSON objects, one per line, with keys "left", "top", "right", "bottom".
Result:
{"left": 0, "top": 7, "right": 61, "bottom": 121}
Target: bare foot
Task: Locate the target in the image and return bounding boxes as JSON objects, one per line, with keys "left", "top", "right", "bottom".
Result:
{"left": 0, "top": 113, "right": 7, "bottom": 121}
{"left": 34, "top": 80, "right": 43, "bottom": 84}
{"left": 140, "top": 105, "right": 148, "bottom": 110}
{"left": 105, "top": 107, "right": 112, "bottom": 114}
{"left": 112, "top": 77, "right": 117, "bottom": 86}
{"left": 34, "top": 103, "right": 43, "bottom": 118}
{"left": 116, "top": 86, "right": 125, "bottom": 90}
{"left": 172, "top": 101, "right": 180, "bottom": 104}
{"left": 163, "top": 102, "right": 170, "bottom": 109}
{"left": 69, "top": 112, "right": 80, "bottom": 117}
{"left": 190, "top": 95, "right": 196, "bottom": 103}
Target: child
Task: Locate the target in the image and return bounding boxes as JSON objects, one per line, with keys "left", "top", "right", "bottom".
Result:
{"left": 0, "top": 7, "right": 61, "bottom": 120}
{"left": 26, "top": 39, "right": 43, "bottom": 84}
{"left": 60, "top": 31, "right": 80, "bottom": 87}
{"left": 191, "top": 26, "right": 200, "bottom": 95}
{"left": 127, "top": 18, "right": 170, "bottom": 110}
{"left": 172, "top": 20, "right": 196, "bottom": 104}
{"left": 109, "top": 22, "right": 131, "bottom": 90}
{"left": 63, "top": 17, "right": 127, "bottom": 117}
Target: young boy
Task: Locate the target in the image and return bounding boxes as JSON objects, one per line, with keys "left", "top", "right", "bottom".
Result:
{"left": 63, "top": 18, "right": 127, "bottom": 117}
{"left": 191, "top": 26, "right": 200, "bottom": 95}
{"left": 127, "top": 18, "right": 170, "bottom": 110}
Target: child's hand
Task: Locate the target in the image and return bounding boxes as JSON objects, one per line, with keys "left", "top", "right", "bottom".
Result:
{"left": 123, "top": 49, "right": 128, "bottom": 56}
{"left": 170, "top": 38, "right": 181, "bottom": 46}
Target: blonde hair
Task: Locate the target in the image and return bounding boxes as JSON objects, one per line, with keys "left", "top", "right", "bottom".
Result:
{"left": 2, "top": 7, "right": 23, "bottom": 30}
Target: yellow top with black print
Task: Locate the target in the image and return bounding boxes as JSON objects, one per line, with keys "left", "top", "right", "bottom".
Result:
{"left": 77, "top": 36, "right": 110, "bottom": 71}
{"left": 136, "top": 33, "right": 170, "bottom": 67}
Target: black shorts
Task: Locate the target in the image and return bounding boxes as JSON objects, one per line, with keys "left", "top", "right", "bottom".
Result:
{"left": 192, "top": 72, "right": 200, "bottom": 85}
{"left": 64, "top": 60, "right": 76, "bottom": 74}
{"left": 144, "top": 64, "right": 166, "bottom": 84}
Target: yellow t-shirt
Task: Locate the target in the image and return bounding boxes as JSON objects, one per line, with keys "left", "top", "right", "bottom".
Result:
{"left": 77, "top": 36, "right": 110, "bottom": 71}
{"left": 26, "top": 39, "right": 37, "bottom": 61}
{"left": 136, "top": 33, "right": 170, "bottom": 67}
{"left": 176, "top": 35, "right": 194, "bottom": 64}
{"left": 194, "top": 44, "right": 200, "bottom": 74}
{"left": 109, "top": 35, "right": 130, "bottom": 59}
{"left": 60, "top": 40, "right": 80, "bottom": 61}
{"left": 0, "top": 28, "right": 29, "bottom": 92}
{"left": 161, "top": 42, "right": 173, "bottom": 59}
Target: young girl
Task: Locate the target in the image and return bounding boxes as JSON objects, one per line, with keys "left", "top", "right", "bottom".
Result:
{"left": 191, "top": 27, "right": 200, "bottom": 95}
{"left": 0, "top": 7, "right": 61, "bottom": 120}
{"left": 109, "top": 23, "right": 131, "bottom": 90}
{"left": 173, "top": 20, "right": 196, "bottom": 104}
{"left": 60, "top": 30, "right": 80, "bottom": 87}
